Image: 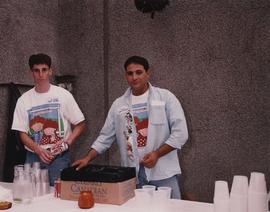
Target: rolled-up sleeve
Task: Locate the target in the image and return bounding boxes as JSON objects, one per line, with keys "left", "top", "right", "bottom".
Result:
{"left": 91, "top": 102, "right": 117, "bottom": 154}
{"left": 164, "top": 91, "right": 188, "bottom": 149}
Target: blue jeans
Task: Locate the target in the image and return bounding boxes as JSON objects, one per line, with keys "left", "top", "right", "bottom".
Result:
{"left": 137, "top": 164, "right": 181, "bottom": 199}
{"left": 25, "top": 151, "right": 70, "bottom": 186}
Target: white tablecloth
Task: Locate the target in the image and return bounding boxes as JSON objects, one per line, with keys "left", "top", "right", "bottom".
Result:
{"left": 0, "top": 182, "right": 213, "bottom": 212}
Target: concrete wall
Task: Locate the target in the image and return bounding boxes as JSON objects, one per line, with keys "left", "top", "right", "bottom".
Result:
{"left": 0, "top": 0, "right": 60, "bottom": 182}
{"left": 0, "top": 0, "right": 269, "bottom": 202}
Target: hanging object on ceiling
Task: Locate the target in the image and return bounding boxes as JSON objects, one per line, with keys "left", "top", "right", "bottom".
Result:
{"left": 134, "top": 0, "right": 170, "bottom": 19}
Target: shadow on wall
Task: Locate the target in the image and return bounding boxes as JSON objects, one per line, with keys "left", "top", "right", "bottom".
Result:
{"left": 2, "top": 83, "right": 32, "bottom": 182}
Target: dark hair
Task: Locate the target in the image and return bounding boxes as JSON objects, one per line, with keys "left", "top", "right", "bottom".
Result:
{"left": 28, "top": 53, "right": 52, "bottom": 69}
{"left": 124, "top": 56, "right": 149, "bottom": 71}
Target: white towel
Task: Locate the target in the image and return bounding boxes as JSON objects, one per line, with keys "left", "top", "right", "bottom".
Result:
{"left": 0, "top": 185, "right": 12, "bottom": 201}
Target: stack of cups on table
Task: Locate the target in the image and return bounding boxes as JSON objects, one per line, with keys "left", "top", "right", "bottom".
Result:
{"left": 248, "top": 172, "right": 269, "bottom": 212}
{"left": 12, "top": 162, "right": 50, "bottom": 204}
{"left": 213, "top": 172, "right": 269, "bottom": 212}
{"left": 31, "top": 162, "right": 50, "bottom": 197}
{"left": 213, "top": 180, "right": 230, "bottom": 212}
{"left": 230, "top": 175, "right": 248, "bottom": 212}
{"left": 134, "top": 185, "right": 172, "bottom": 212}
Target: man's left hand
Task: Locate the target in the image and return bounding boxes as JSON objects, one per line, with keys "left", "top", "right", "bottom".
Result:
{"left": 50, "top": 140, "right": 69, "bottom": 156}
{"left": 141, "top": 151, "right": 159, "bottom": 168}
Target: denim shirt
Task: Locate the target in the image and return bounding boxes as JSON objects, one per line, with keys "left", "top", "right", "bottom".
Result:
{"left": 91, "top": 83, "right": 188, "bottom": 181}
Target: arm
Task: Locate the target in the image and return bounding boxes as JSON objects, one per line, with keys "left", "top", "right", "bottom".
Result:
{"left": 141, "top": 144, "right": 175, "bottom": 168}
{"left": 72, "top": 148, "right": 98, "bottom": 170}
{"left": 142, "top": 90, "right": 188, "bottom": 168}
{"left": 72, "top": 101, "right": 118, "bottom": 170}
{"left": 65, "top": 121, "right": 86, "bottom": 146}
{"left": 19, "top": 132, "right": 54, "bottom": 164}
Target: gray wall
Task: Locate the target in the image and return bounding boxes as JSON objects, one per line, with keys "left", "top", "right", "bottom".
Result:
{"left": 0, "top": 0, "right": 269, "bottom": 202}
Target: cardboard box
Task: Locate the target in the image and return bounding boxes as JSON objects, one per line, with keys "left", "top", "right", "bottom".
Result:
{"left": 59, "top": 165, "right": 136, "bottom": 205}
{"left": 60, "top": 177, "right": 136, "bottom": 205}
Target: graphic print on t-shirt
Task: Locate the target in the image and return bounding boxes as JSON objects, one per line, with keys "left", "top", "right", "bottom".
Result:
{"left": 28, "top": 103, "right": 64, "bottom": 148}
{"left": 132, "top": 103, "right": 148, "bottom": 148}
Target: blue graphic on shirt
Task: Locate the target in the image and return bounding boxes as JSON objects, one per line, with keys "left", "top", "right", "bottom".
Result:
{"left": 27, "top": 103, "right": 64, "bottom": 145}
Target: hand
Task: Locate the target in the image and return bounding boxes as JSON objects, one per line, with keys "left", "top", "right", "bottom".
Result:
{"left": 72, "top": 158, "right": 89, "bottom": 171}
{"left": 35, "top": 146, "right": 54, "bottom": 164}
{"left": 141, "top": 151, "right": 159, "bottom": 168}
{"left": 50, "top": 140, "right": 69, "bottom": 156}
{"left": 72, "top": 149, "right": 98, "bottom": 171}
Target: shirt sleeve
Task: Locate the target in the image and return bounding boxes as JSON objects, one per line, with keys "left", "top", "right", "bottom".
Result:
{"left": 11, "top": 98, "right": 28, "bottom": 133}
{"left": 164, "top": 91, "right": 188, "bottom": 149}
{"left": 64, "top": 92, "right": 85, "bottom": 125}
{"left": 91, "top": 102, "right": 117, "bottom": 154}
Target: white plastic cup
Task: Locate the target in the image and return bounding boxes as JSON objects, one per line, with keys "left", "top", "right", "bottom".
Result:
{"left": 214, "top": 181, "right": 230, "bottom": 200}
{"left": 152, "top": 189, "right": 169, "bottom": 211}
{"left": 230, "top": 193, "right": 248, "bottom": 212}
{"left": 142, "top": 185, "right": 156, "bottom": 196}
{"left": 231, "top": 175, "right": 248, "bottom": 196}
{"left": 157, "top": 186, "right": 172, "bottom": 199}
{"left": 134, "top": 188, "right": 151, "bottom": 209}
{"left": 248, "top": 191, "right": 268, "bottom": 212}
{"left": 213, "top": 181, "right": 230, "bottom": 212}
{"left": 214, "top": 199, "right": 230, "bottom": 212}
{"left": 24, "top": 163, "right": 31, "bottom": 173}
{"left": 249, "top": 172, "right": 267, "bottom": 193}
{"left": 40, "top": 169, "right": 50, "bottom": 195}
{"left": 32, "top": 162, "right": 40, "bottom": 170}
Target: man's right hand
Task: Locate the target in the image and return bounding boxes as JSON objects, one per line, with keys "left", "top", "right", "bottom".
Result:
{"left": 19, "top": 132, "right": 54, "bottom": 164}
{"left": 35, "top": 146, "right": 54, "bottom": 164}
{"left": 72, "top": 158, "right": 89, "bottom": 171}
{"left": 72, "top": 148, "right": 98, "bottom": 171}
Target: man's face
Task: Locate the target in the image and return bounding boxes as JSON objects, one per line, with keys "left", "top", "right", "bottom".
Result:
{"left": 31, "top": 64, "right": 52, "bottom": 84}
{"left": 125, "top": 63, "right": 149, "bottom": 95}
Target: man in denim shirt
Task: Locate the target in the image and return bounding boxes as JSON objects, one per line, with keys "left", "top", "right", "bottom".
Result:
{"left": 73, "top": 56, "right": 188, "bottom": 199}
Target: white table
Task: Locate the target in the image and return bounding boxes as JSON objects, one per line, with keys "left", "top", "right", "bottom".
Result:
{"left": 0, "top": 182, "right": 213, "bottom": 212}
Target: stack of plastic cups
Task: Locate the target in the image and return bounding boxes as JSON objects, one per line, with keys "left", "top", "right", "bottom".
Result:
{"left": 31, "top": 162, "right": 50, "bottom": 196}
{"left": 213, "top": 181, "right": 230, "bottom": 212}
{"left": 32, "top": 162, "right": 41, "bottom": 197}
{"left": 40, "top": 169, "right": 50, "bottom": 195}
{"left": 248, "top": 172, "right": 269, "bottom": 212}
{"left": 230, "top": 175, "right": 248, "bottom": 212}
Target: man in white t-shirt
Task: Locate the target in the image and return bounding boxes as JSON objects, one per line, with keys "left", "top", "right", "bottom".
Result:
{"left": 73, "top": 56, "right": 188, "bottom": 199}
{"left": 12, "top": 53, "right": 86, "bottom": 185}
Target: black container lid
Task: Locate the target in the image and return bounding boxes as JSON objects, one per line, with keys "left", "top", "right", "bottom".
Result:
{"left": 61, "top": 164, "right": 136, "bottom": 183}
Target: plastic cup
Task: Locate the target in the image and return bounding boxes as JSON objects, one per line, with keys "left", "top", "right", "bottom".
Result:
{"left": 231, "top": 175, "right": 248, "bottom": 196}
{"left": 230, "top": 193, "right": 248, "bottom": 212}
{"left": 248, "top": 191, "right": 268, "bottom": 212}
{"left": 142, "top": 185, "right": 156, "bottom": 196}
{"left": 249, "top": 172, "right": 267, "bottom": 193}
{"left": 152, "top": 189, "right": 169, "bottom": 211}
{"left": 214, "top": 181, "right": 229, "bottom": 200}
{"left": 134, "top": 189, "right": 151, "bottom": 210}
{"left": 214, "top": 199, "right": 230, "bottom": 212}
{"left": 157, "top": 186, "right": 172, "bottom": 199}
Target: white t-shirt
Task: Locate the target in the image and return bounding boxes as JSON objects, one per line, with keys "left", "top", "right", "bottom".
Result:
{"left": 131, "top": 90, "right": 149, "bottom": 161}
{"left": 12, "top": 84, "right": 85, "bottom": 151}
